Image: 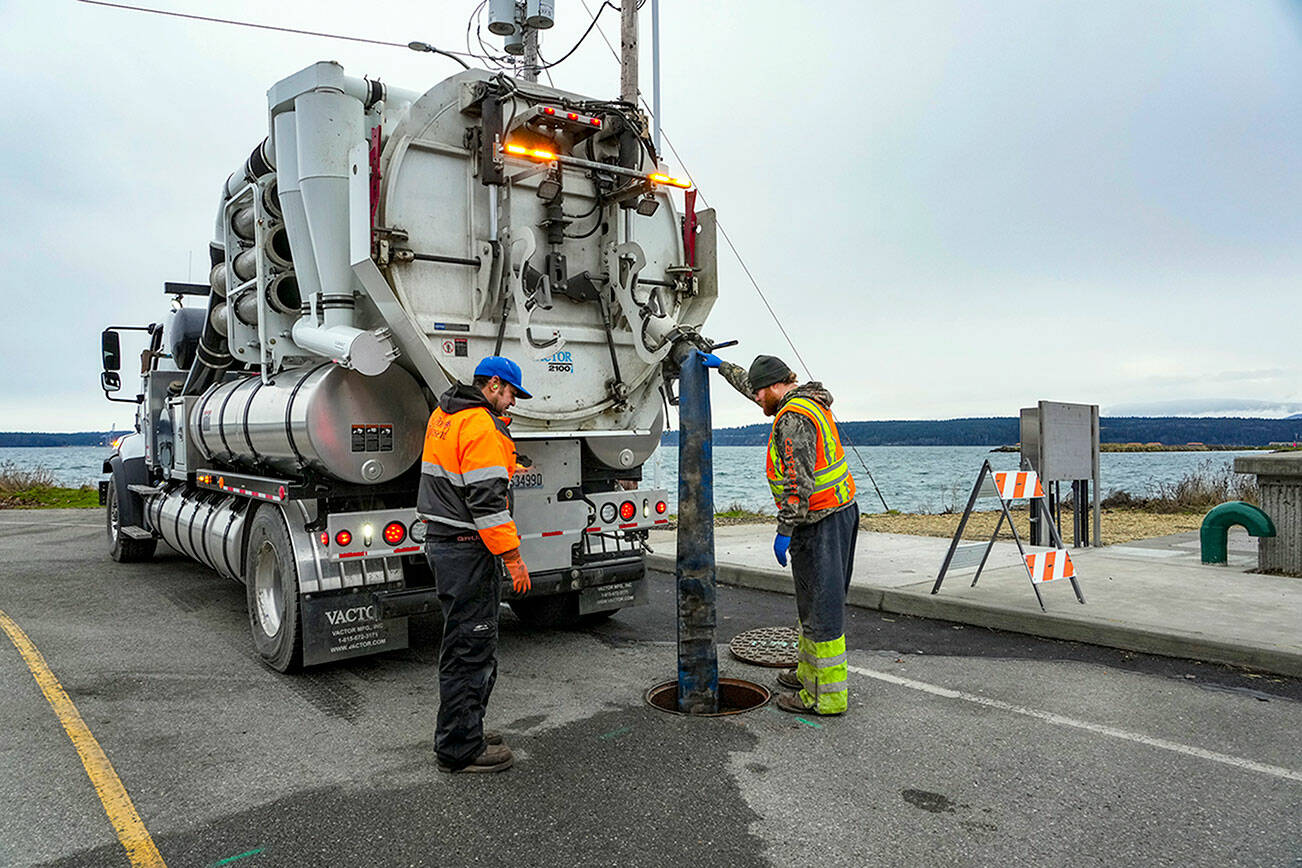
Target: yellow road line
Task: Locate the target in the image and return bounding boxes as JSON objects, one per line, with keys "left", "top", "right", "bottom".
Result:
{"left": 0, "top": 608, "right": 166, "bottom": 867}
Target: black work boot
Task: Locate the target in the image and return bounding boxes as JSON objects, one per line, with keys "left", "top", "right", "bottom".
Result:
{"left": 438, "top": 743, "right": 514, "bottom": 774}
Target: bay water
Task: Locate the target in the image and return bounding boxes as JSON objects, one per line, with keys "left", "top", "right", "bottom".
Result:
{"left": 2, "top": 444, "right": 1259, "bottom": 515}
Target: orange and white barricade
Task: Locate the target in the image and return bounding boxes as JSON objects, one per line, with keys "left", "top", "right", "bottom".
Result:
{"left": 932, "top": 460, "right": 1085, "bottom": 610}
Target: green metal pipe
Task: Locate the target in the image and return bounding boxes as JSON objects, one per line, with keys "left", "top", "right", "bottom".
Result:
{"left": 1200, "top": 501, "right": 1275, "bottom": 564}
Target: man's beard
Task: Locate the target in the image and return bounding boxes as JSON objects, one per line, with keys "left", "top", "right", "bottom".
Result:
{"left": 761, "top": 391, "right": 781, "bottom": 416}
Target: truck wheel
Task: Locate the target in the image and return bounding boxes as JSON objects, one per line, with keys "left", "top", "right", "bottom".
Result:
{"left": 244, "top": 507, "right": 303, "bottom": 672}
{"left": 508, "top": 592, "right": 581, "bottom": 629}
{"left": 106, "top": 480, "right": 155, "bottom": 563}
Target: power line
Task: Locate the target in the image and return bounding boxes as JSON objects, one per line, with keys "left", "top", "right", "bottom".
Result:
{"left": 77, "top": 0, "right": 479, "bottom": 61}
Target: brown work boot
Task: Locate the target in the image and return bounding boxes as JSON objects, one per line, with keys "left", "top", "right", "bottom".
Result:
{"left": 437, "top": 743, "right": 514, "bottom": 774}
{"left": 776, "top": 668, "right": 801, "bottom": 690}
{"left": 775, "top": 692, "right": 843, "bottom": 716}
{"left": 484, "top": 730, "right": 504, "bottom": 746}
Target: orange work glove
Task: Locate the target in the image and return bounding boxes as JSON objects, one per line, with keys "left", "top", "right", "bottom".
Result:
{"left": 501, "top": 548, "right": 531, "bottom": 594}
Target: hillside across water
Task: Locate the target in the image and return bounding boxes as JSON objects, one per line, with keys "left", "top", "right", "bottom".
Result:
{"left": 661, "top": 416, "right": 1302, "bottom": 447}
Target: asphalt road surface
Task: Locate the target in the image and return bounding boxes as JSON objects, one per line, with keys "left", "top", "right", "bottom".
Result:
{"left": 1, "top": 509, "right": 1299, "bottom": 867}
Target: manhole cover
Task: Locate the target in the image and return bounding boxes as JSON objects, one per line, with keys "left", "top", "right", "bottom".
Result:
{"left": 729, "top": 626, "right": 799, "bottom": 668}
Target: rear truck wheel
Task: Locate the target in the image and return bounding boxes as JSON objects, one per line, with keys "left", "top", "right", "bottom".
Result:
{"left": 106, "top": 478, "right": 155, "bottom": 563}
{"left": 244, "top": 507, "right": 303, "bottom": 672}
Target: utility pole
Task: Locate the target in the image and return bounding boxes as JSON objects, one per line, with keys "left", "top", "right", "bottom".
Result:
{"left": 651, "top": 0, "right": 660, "bottom": 153}
{"left": 620, "top": 0, "right": 638, "bottom": 104}
{"left": 522, "top": 28, "right": 540, "bottom": 82}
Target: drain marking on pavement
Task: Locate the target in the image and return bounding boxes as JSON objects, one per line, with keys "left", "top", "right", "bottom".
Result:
{"left": 211, "top": 848, "right": 265, "bottom": 866}
{"left": 599, "top": 725, "right": 633, "bottom": 740}
{"left": 0, "top": 608, "right": 166, "bottom": 866}
{"left": 849, "top": 664, "right": 1302, "bottom": 783}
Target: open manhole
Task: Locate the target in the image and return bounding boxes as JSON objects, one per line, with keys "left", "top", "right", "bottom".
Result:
{"left": 645, "top": 678, "right": 770, "bottom": 716}
{"left": 728, "top": 626, "right": 799, "bottom": 668}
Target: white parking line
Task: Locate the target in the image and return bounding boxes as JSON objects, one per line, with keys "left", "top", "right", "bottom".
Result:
{"left": 0, "top": 521, "right": 101, "bottom": 528}
{"left": 849, "top": 664, "right": 1302, "bottom": 783}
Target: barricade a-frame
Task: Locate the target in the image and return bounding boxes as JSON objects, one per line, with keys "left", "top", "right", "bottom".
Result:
{"left": 931, "top": 460, "right": 1086, "bottom": 611}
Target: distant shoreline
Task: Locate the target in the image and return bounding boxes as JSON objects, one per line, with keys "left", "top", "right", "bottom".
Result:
{"left": 990, "top": 444, "right": 1281, "bottom": 453}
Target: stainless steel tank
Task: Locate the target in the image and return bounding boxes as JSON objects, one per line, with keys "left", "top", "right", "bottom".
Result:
{"left": 146, "top": 488, "right": 249, "bottom": 581}
{"left": 192, "top": 363, "right": 428, "bottom": 484}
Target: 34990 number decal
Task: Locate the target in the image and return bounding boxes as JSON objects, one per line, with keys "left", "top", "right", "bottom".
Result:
{"left": 511, "top": 471, "right": 544, "bottom": 489}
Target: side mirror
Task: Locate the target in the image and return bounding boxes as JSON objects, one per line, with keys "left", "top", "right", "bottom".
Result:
{"left": 101, "top": 371, "right": 121, "bottom": 393}
{"left": 101, "top": 330, "right": 121, "bottom": 371}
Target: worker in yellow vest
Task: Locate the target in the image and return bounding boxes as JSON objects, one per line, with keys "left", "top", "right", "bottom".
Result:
{"left": 703, "top": 353, "right": 859, "bottom": 715}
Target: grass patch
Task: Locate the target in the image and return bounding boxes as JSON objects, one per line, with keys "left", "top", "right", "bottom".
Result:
{"left": 0, "top": 461, "right": 100, "bottom": 509}
{"left": 1100, "top": 459, "right": 1258, "bottom": 513}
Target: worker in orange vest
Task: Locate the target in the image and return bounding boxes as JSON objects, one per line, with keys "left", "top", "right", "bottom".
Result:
{"left": 418, "top": 356, "right": 533, "bottom": 772}
{"left": 704, "top": 353, "right": 859, "bottom": 715}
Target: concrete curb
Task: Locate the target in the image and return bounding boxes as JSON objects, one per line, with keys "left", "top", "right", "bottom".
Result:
{"left": 646, "top": 554, "right": 1302, "bottom": 678}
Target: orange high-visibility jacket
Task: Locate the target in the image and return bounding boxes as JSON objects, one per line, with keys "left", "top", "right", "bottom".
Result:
{"left": 417, "top": 382, "right": 520, "bottom": 555}
{"left": 766, "top": 395, "right": 856, "bottom": 515}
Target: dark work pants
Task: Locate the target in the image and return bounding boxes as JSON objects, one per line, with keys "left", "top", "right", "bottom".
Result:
{"left": 426, "top": 537, "right": 501, "bottom": 769}
{"left": 789, "top": 503, "right": 860, "bottom": 643}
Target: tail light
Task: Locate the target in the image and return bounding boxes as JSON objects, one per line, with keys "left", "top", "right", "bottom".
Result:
{"left": 335, "top": 530, "right": 352, "bottom": 547}
{"left": 383, "top": 521, "right": 407, "bottom": 545}
{"left": 319, "top": 532, "right": 329, "bottom": 546}
{"left": 656, "top": 501, "right": 668, "bottom": 514}
{"left": 619, "top": 501, "right": 636, "bottom": 521}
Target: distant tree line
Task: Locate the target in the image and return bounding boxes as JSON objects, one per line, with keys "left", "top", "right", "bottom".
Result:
{"left": 0, "top": 431, "right": 129, "bottom": 447}
{"left": 660, "top": 417, "right": 1302, "bottom": 447}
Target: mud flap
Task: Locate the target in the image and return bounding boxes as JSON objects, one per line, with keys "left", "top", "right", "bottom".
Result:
{"left": 301, "top": 591, "right": 409, "bottom": 666}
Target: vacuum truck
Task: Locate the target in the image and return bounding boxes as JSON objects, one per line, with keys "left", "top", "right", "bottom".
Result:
{"left": 98, "top": 60, "right": 718, "bottom": 671}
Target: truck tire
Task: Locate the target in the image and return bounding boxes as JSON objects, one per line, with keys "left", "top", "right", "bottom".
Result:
{"left": 106, "top": 480, "right": 156, "bottom": 563}
{"left": 508, "top": 592, "right": 583, "bottom": 629}
{"left": 244, "top": 507, "right": 303, "bottom": 672}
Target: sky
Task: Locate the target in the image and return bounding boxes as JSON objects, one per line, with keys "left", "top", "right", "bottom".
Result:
{"left": 2, "top": 0, "right": 1302, "bottom": 432}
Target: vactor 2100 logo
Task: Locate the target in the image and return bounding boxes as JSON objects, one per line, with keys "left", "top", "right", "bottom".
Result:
{"left": 544, "top": 350, "right": 574, "bottom": 373}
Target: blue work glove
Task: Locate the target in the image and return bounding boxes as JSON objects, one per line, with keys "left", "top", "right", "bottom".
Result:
{"left": 699, "top": 352, "right": 723, "bottom": 368}
{"left": 773, "top": 533, "right": 791, "bottom": 567}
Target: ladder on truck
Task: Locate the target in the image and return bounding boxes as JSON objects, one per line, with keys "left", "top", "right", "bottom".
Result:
{"left": 931, "top": 461, "right": 1086, "bottom": 611}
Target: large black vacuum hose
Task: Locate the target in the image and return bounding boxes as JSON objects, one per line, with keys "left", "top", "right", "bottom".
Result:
{"left": 182, "top": 138, "right": 275, "bottom": 396}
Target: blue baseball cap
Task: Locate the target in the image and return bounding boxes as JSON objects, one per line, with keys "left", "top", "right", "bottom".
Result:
{"left": 474, "top": 355, "right": 532, "bottom": 399}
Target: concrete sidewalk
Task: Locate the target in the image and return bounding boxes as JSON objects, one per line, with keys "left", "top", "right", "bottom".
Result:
{"left": 647, "top": 524, "right": 1302, "bottom": 677}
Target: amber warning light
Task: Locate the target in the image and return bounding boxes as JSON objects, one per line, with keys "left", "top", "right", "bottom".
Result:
{"left": 647, "top": 172, "right": 691, "bottom": 189}
{"left": 502, "top": 142, "right": 691, "bottom": 189}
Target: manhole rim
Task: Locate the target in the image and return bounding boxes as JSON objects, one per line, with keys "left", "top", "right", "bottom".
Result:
{"left": 644, "top": 677, "right": 771, "bottom": 716}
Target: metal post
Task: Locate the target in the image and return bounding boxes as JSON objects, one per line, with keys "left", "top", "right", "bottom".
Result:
{"left": 522, "top": 28, "right": 540, "bottom": 82}
{"left": 675, "top": 350, "right": 719, "bottom": 713}
{"left": 620, "top": 0, "right": 638, "bottom": 104}
{"left": 651, "top": 0, "right": 661, "bottom": 153}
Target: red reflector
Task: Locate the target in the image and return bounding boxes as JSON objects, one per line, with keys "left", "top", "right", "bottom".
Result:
{"left": 589, "top": 117, "right": 601, "bottom": 127}
{"left": 335, "top": 530, "right": 352, "bottom": 547}
{"left": 383, "top": 521, "right": 406, "bottom": 546}
{"left": 319, "top": 532, "right": 329, "bottom": 546}
{"left": 543, "top": 106, "right": 555, "bottom": 115}
{"left": 619, "top": 501, "right": 636, "bottom": 521}
{"left": 656, "top": 501, "right": 667, "bottom": 514}
{"left": 567, "top": 111, "right": 578, "bottom": 120}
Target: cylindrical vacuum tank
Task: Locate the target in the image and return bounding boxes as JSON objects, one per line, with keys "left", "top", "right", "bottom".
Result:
{"left": 191, "top": 363, "right": 428, "bottom": 484}
{"left": 146, "top": 488, "right": 248, "bottom": 581}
